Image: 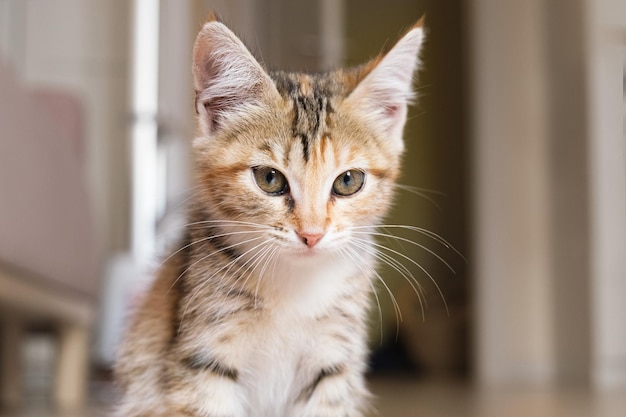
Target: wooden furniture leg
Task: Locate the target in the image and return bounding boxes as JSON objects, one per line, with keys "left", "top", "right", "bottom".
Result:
{"left": 53, "top": 324, "right": 89, "bottom": 410}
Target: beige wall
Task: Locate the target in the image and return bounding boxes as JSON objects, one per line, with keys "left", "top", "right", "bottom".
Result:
{"left": 587, "top": 0, "right": 626, "bottom": 388}
{"left": 471, "top": 0, "right": 626, "bottom": 387}
{"left": 4, "top": 1, "right": 133, "bottom": 259}
{"left": 470, "top": 0, "right": 555, "bottom": 385}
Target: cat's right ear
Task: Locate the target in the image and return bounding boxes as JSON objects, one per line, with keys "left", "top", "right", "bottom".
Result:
{"left": 193, "top": 18, "right": 276, "bottom": 136}
{"left": 344, "top": 20, "right": 424, "bottom": 154}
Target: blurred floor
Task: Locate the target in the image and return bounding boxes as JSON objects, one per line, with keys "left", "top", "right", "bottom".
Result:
{"left": 370, "top": 378, "right": 626, "bottom": 417}
{"left": 2, "top": 377, "right": 626, "bottom": 417}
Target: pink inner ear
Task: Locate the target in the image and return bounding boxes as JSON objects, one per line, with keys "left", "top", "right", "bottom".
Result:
{"left": 201, "top": 95, "right": 232, "bottom": 132}
{"left": 203, "top": 101, "right": 217, "bottom": 131}
{"left": 385, "top": 104, "right": 400, "bottom": 117}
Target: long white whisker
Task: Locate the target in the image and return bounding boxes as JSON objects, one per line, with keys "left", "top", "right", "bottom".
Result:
{"left": 255, "top": 245, "right": 280, "bottom": 304}
{"left": 161, "top": 229, "right": 271, "bottom": 271}
{"left": 254, "top": 245, "right": 280, "bottom": 307}
{"left": 351, "top": 239, "right": 418, "bottom": 290}
{"left": 340, "top": 247, "right": 385, "bottom": 344}
{"left": 350, "top": 230, "right": 456, "bottom": 273}
{"left": 345, "top": 245, "right": 403, "bottom": 337}
{"left": 184, "top": 219, "right": 276, "bottom": 229}
{"left": 167, "top": 235, "right": 267, "bottom": 294}
{"left": 223, "top": 239, "right": 275, "bottom": 303}
{"left": 159, "top": 218, "right": 275, "bottom": 238}
{"left": 182, "top": 238, "right": 275, "bottom": 323}
{"left": 366, "top": 265, "right": 403, "bottom": 336}
{"left": 395, "top": 184, "right": 443, "bottom": 210}
{"left": 352, "top": 237, "right": 449, "bottom": 316}
{"left": 234, "top": 241, "right": 275, "bottom": 299}
{"left": 348, "top": 224, "right": 466, "bottom": 262}
{"left": 257, "top": 244, "right": 279, "bottom": 285}
{"left": 351, "top": 239, "right": 426, "bottom": 321}
{"left": 395, "top": 183, "right": 447, "bottom": 196}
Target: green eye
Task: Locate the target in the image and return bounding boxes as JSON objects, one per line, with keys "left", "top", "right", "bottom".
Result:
{"left": 332, "top": 169, "right": 365, "bottom": 197}
{"left": 253, "top": 166, "right": 289, "bottom": 195}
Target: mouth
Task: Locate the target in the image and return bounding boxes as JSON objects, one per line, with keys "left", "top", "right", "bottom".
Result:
{"left": 289, "top": 245, "right": 324, "bottom": 259}
{"left": 300, "top": 247, "right": 319, "bottom": 257}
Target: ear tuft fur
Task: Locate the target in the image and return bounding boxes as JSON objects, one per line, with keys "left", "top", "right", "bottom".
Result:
{"left": 204, "top": 11, "right": 220, "bottom": 24}
{"left": 413, "top": 14, "right": 426, "bottom": 29}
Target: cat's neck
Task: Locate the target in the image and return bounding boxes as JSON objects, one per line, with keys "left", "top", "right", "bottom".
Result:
{"left": 250, "top": 250, "right": 374, "bottom": 319}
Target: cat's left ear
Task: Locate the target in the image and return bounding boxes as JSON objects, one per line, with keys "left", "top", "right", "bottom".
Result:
{"left": 346, "top": 20, "right": 425, "bottom": 153}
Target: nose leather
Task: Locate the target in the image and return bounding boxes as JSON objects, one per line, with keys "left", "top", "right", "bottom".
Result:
{"left": 297, "top": 232, "right": 324, "bottom": 248}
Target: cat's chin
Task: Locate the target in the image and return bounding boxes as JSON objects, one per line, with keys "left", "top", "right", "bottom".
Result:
{"left": 285, "top": 245, "right": 334, "bottom": 262}
{"left": 290, "top": 248, "right": 323, "bottom": 260}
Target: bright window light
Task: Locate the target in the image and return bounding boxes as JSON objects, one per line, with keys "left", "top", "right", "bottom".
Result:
{"left": 130, "top": 0, "right": 160, "bottom": 264}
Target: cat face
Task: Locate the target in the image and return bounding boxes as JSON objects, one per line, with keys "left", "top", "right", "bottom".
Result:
{"left": 192, "top": 18, "right": 423, "bottom": 260}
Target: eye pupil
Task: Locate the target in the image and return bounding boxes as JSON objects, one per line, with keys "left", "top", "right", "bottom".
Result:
{"left": 333, "top": 169, "right": 365, "bottom": 197}
{"left": 253, "top": 167, "right": 288, "bottom": 195}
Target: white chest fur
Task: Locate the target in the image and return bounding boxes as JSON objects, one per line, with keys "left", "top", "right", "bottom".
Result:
{"left": 199, "top": 253, "right": 373, "bottom": 416}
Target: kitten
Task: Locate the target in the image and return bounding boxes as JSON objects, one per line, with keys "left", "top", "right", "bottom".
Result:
{"left": 115, "top": 15, "right": 424, "bottom": 417}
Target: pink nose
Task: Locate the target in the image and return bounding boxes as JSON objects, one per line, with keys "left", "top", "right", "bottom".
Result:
{"left": 297, "top": 232, "right": 324, "bottom": 248}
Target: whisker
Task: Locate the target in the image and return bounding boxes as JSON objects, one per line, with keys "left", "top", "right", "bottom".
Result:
{"left": 259, "top": 243, "right": 280, "bottom": 283}
{"left": 340, "top": 247, "right": 385, "bottom": 345}
{"left": 223, "top": 239, "right": 275, "bottom": 303}
{"left": 395, "top": 184, "right": 447, "bottom": 196}
{"left": 160, "top": 229, "right": 271, "bottom": 271}
{"left": 348, "top": 224, "right": 466, "bottom": 262}
{"left": 254, "top": 245, "right": 280, "bottom": 307}
{"left": 234, "top": 240, "right": 276, "bottom": 301}
{"left": 158, "top": 218, "right": 274, "bottom": 239}
{"left": 406, "top": 110, "right": 427, "bottom": 122}
{"left": 167, "top": 235, "right": 266, "bottom": 294}
{"left": 181, "top": 238, "right": 275, "bottom": 323}
{"left": 351, "top": 238, "right": 418, "bottom": 290}
{"left": 350, "top": 230, "right": 456, "bottom": 274}
{"left": 182, "top": 219, "right": 275, "bottom": 232}
{"left": 351, "top": 239, "right": 426, "bottom": 321}
{"left": 352, "top": 237, "right": 449, "bottom": 316}
{"left": 366, "top": 265, "right": 403, "bottom": 337}
{"left": 395, "top": 184, "right": 443, "bottom": 210}
{"left": 345, "top": 245, "right": 403, "bottom": 338}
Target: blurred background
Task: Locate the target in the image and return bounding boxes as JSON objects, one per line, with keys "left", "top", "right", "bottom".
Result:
{"left": 0, "top": 0, "right": 625, "bottom": 416}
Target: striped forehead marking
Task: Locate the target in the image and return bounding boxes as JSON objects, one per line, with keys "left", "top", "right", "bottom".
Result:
{"left": 271, "top": 72, "right": 338, "bottom": 163}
